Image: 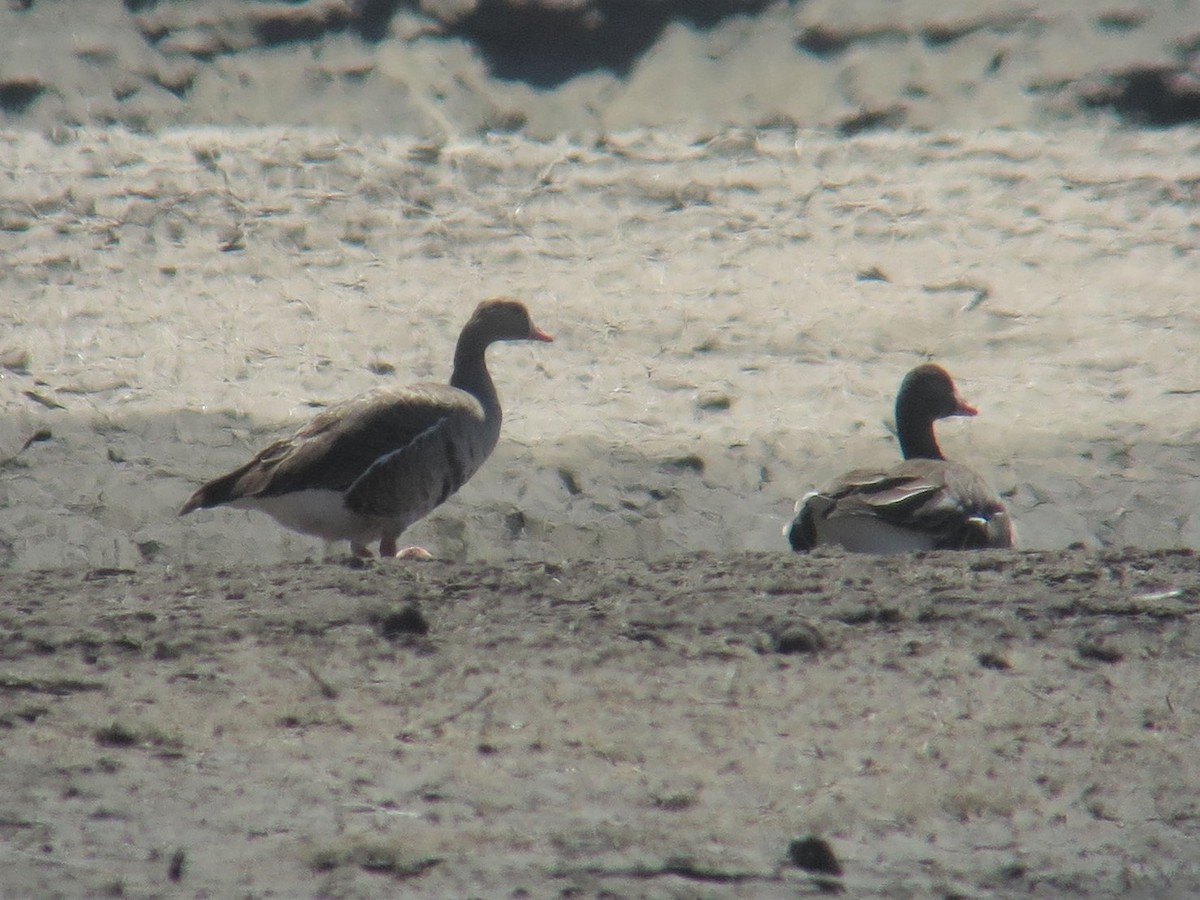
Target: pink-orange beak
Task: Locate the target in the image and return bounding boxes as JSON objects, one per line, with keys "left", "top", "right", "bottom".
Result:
{"left": 954, "top": 395, "right": 978, "bottom": 416}
{"left": 530, "top": 326, "right": 554, "bottom": 342}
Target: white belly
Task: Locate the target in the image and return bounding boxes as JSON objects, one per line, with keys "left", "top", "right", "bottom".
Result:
{"left": 815, "top": 515, "right": 939, "bottom": 554}
{"left": 232, "top": 490, "right": 375, "bottom": 543}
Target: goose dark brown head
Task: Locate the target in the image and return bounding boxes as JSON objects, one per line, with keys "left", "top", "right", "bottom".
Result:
{"left": 450, "top": 297, "right": 553, "bottom": 410}
{"left": 463, "top": 298, "right": 554, "bottom": 346}
{"left": 895, "top": 364, "right": 977, "bottom": 461}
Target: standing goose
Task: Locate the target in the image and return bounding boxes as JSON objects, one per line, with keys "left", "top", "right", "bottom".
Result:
{"left": 785, "top": 364, "right": 1015, "bottom": 553}
{"left": 180, "top": 298, "right": 552, "bottom": 558}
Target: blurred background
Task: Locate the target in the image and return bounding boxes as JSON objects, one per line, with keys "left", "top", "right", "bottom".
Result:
{"left": 2, "top": 0, "right": 1198, "bottom": 138}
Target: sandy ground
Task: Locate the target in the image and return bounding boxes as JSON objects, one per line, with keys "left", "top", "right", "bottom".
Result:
{"left": 2, "top": 126, "right": 1199, "bottom": 567}
{"left": 1, "top": 123, "right": 1198, "bottom": 898}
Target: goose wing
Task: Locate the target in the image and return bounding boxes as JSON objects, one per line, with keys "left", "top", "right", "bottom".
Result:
{"left": 791, "top": 461, "right": 1013, "bottom": 551}
{"left": 181, "top": 386, "right": 481, "bottom": 511}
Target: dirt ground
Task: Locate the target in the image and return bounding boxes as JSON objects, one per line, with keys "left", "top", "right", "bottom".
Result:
{"left": 2, "top": 549, "right": 1199, "bottom": 897}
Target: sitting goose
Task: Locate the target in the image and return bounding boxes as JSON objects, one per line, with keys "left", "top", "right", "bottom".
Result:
{"left": 785, "top": 364, "right": 1015, "bottom": 553}
{"left": 180, "top": 298, "right": 552, "bottom": 558}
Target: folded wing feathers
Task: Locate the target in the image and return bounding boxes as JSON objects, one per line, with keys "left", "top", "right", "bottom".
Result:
{"left": 344, "top": 411, "right": 483, "bottom": 520}
{"left": 804, "top": 462, "right": 1010, "bottom": 550}
{"left": 190, "top": 386, "right": 486, "bottom": 509}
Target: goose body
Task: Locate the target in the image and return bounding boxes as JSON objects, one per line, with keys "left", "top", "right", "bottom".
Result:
{"left": 786, "top": 364, "right": 1015, "bottom": 554}
{"left": 180, "top": 299, "right": 552, "bottom": 557}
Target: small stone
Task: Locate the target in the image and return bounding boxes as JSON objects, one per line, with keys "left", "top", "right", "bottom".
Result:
{"left": 395, "top": 546, "right": 434, "bottom": 560}
{"left": 772, "top": 623, "right": 826, "bottom": 655}
{"left": 977, "top": 650, "right": 1012, "bottom": 670}
{"left": 0, "top": 76, "right": 45, "bottom": 114}
{"left": 377, "top": 604, "right": 429, "bottom": 639}
{"left": 1077, "top": 641, "right": 1122, "bottom": 664}
{"left": 168, "top": 848, "right": 186, "bottom": 881}
{"left": 558, "top": 468, "right": 582, "bottom": 495}
{"left": 787, "top": 834, "right": 843, "bottom": 876}
{"left": 696, "top": 391, "right": 732, "bottom": 412}
{"left": 857, "top": 266, "right": 890, "bottom": 282}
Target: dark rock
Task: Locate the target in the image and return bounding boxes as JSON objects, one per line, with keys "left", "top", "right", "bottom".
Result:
{"left": 837, "top": 104, "right": 907, "bottom": 137}
{"left": 1080, "top": 66, "right": 1200, "bottom": 126}
{"left": 797, "top": 24, "right": 905, "bottom": 57}
{"left": 977, "top": 650, "right": 1012, "bottom": 670}
{"left": 376, "top": 603, "right": 430, "bottom": 639}
{"left": 787, "top": 834, "right": 843, "bottom": 876}
{"left": 0, "top": 77, "right": 46, "bottom": 114}
{"left": 772, "top": 623, "right": 826, "bottom": 655}
{"left": 168, "top": 847, "right": 186, "bottom": 881}
{"left": 1077, "top": 640, "right": 1123, "bottom": 664}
